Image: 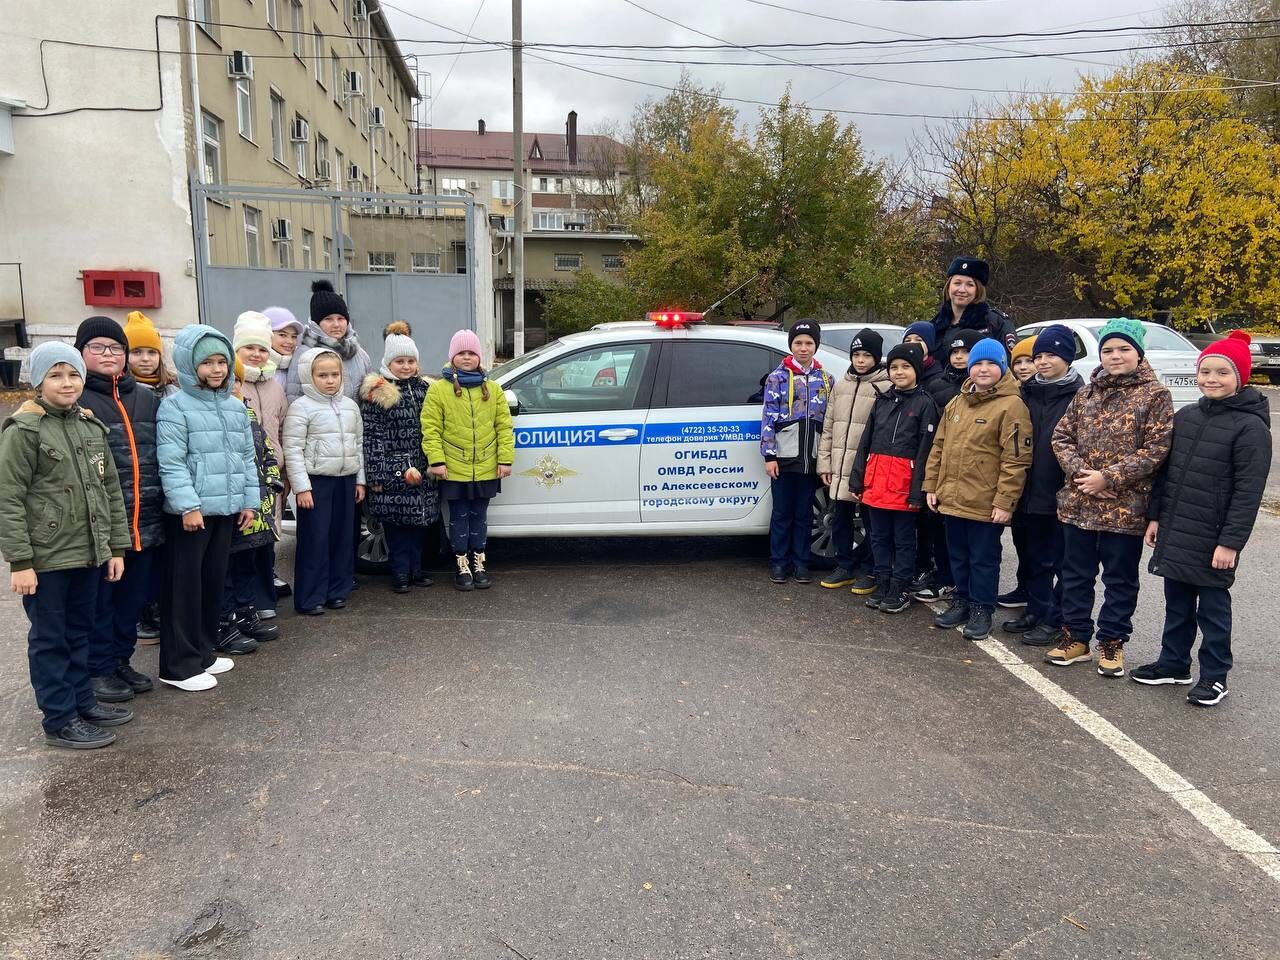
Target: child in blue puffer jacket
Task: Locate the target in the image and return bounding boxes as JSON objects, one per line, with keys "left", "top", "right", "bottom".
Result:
{"left": 156, "top": 325, "right": 258, "bottom": 693}
{"left": 761, "top": 319, "right": 832, "bottom": 585}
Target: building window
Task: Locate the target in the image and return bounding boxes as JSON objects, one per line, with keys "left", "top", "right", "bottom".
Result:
{"left": 275, "top": 236, "right": 293, "bottom": 269}
{"left": 266, "top": 0, "right": 279, "bottom": 30}
{"left": 244, "top": 206, "right": 262, "bottom": 267}
{"left": 538, "top": 176, "right": 549, "bottom": 192}
{"left": 235, "top": 76, "right": 254, "bottom": 140}
{"left": 269, "top": 91, "right": 286, "bottom": 163}
{"left": 368, "top": 251, "right": 396, "bottom": 273}
{"left": 453, "top": 242, "right": 468, "bottom": 274}
{"left": 555, "top": 177, "right": 564, "bottom": 192}
{"left": 302, "top": 230, "right": 314, "bottom": 269}
{"left": 440, "top": 177, "right": 467, "bottom": 196}
{"left": 602, "top": 254, "right": 623, "bottom": 272}
{"left": 492, "top": 179, "right": 513, "bottom": 201}
{"left": 554, "top": 254, "right": 583, "bottom": 271}
{"left": 411, "top": 252, "right": 441, "bottom": 274}
{"left": 294, "top": 123, "right": 308, "bottom": 179}
{"left": 331, "top": 52, "right": 342, "bottom": 104}
{"left": 200, "top": 111, "right": 223, "bottom": 183}
{"left": 315, "top": 133, "right": 329, "bottom": 179}
{"left": 194, "top": 0, "right": 216, "bottom": 36}
{"left": 291, "top": 1, "right": 305, "bottom": 57}
{"left": 335, "top": 148, "right": 345, "bottom": 186}
{"left": 323, "top": 236, "right": 333, "bottom": 270}
{"left": 534, "top": 211, "right": 565, "bottom": 230}
{"left": 314, "top": 27, "right": 325, "bottom": 84}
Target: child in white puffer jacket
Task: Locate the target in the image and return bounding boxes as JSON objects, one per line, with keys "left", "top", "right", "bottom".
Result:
{"left": 282, "top": 348, "right": 365, "bottom": 615}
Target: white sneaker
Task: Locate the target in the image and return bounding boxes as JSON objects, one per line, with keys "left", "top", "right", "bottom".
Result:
{"left": 159, "top": 673, "right": 217, "bottom": 692}
{"left": 206, "top": 657, "right": 234, "bottom": 675}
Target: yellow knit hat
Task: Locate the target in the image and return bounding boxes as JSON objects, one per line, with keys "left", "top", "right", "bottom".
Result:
{"left": 123, "top": 311, "right": 162, "bottom": 354}
{"left": 1011, "top": 336, "right": 1035, "bottom": 362}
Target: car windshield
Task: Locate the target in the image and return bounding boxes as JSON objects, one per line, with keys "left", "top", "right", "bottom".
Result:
{"left": 1085, "top": 323, "right": 1194, "bottom": 352}
{"left": 821, "top": 327, "right": 905, "bottom": 358}
{"left": 490, "top": 340, "right": 562, "bottom": 380}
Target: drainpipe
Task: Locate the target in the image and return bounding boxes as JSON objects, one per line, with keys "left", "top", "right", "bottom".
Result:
{"left": 186, "top": 0, "right": 204, "bottom": 184}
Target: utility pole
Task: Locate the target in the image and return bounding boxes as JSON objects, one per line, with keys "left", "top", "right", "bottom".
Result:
{"left": 511, "top": 0, "right": 525, "bottom": 356}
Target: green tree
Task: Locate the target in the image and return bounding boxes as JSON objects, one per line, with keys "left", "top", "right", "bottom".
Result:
{"left": 541, "top": 270, "right": 651, "bottom": 338}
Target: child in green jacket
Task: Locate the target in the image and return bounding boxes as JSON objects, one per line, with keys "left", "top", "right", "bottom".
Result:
{"left": 0, "top": 343, "right": 131, "bottom": 749}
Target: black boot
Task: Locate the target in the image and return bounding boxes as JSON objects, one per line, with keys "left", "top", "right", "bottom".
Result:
{"left": 215, "top": 619, "right": 259, "bottom": 655}
{"left": 864, "top": 576, "right": 890, "bottom": 609}
{"left": 235, "top": 607, "right": 279, "bottom": 642}
{"left": 454, "top": 554, "right": 474, "bottom": 591}
{"left": 962, "top": 606, "right": 993, "bottom": 640}
{"left": 878, "top": 579, "right": 912, "bottom": 614}
{"left": 412, "top": 569, "right": 433, "bottom": 587}
{"left": 471, "top": 551, "right": 492, "bottom": 589}
{"left": 933, "top": 598, "right": 970, "bottom": 629}
{"left": 391, "top": 574, "right": 412, "bottom": 594}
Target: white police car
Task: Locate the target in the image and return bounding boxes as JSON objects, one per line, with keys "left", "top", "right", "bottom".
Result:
{"left": 478, "top": 312, "right": 852, "bottom": 553}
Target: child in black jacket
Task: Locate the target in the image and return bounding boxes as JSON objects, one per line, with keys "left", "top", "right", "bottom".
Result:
{"left": 1137, "top": 331, "right": 1271, "bottom": 707}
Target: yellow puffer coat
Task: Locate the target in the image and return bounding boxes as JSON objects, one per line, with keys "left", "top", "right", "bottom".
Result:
{"left": 420, "top": 377, "right": 515, "bottom": 481}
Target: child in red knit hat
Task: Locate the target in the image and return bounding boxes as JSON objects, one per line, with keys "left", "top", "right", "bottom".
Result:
{"left": 1136, "top": 330, "right": 1272, "bottom": 706}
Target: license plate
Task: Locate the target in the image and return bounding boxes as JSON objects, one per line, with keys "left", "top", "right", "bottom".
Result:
{"left": 1162, "top": 375, "right": 1197, "bottom": 388}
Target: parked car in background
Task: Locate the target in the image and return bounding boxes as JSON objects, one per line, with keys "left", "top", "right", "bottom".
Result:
{"left": 1015, "top": 319, "right": 1202, "bottom": 410}
{"left": 1179, "top": 318, "right": 1280, "bottom": 383}
{"left": 816, "top": 323, "right": 906, "bottom": 361}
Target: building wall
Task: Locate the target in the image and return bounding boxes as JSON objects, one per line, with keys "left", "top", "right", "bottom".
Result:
{"left": 0, "top": 2, "right": 196, "bottom": 341}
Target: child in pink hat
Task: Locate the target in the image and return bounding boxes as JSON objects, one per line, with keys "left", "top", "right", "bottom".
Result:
{"left": 420, "top": 330, "right": 514, "bottom": 590}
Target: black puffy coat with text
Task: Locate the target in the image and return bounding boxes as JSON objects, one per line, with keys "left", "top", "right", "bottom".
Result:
{"left": 359, "top": 373, "right": 438, "bottom": 528}
{"left": 1147, "top": 387, "right": 1271, "bottom": 588}
{"left": 1017, "top": 371, "right": 1084, "bottom": 516}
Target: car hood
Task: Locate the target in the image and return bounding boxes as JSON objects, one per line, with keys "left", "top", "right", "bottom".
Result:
{"left": 1143, "top": 348, "right": 1200, "bottom": 372}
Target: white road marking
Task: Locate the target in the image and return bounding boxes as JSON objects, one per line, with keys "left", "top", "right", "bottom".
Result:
{"left": 968, "top": 632, "right": 1280, "bottom": 884}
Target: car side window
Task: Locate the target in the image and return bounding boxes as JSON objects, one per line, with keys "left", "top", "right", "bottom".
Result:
{"left": 662, "top": 341, "right": 780, "bottom": 408}
{"left": 1072, "top": 332, "right": 1088, "bottom": 359}
{"left": 508, "top": 343, "right": 654, "bottom": 413}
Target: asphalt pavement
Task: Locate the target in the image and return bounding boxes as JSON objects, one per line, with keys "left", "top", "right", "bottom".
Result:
{"left": 2, "top": 395, "right": 1280, "bottom": 958}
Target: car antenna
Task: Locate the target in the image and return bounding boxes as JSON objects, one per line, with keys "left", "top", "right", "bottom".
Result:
{"left": 699, "top": 272, "right": 762, "bottom": 319}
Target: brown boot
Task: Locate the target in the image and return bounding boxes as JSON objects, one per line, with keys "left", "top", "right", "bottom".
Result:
{"left": 1045, "top": 629, "right": 1091, "bottom": 667}
{"left": 1096, "top": 638, "right": 1125, "bottom": 678}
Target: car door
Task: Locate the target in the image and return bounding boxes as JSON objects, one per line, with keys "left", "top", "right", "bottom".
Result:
{"left": 641, "top": 339, "right": 781, "bottom": 523}
{"left": 491, "top": 341, "right": 658, "bottom": 527}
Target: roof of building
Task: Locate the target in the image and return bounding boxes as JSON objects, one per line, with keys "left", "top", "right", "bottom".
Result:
{"left": 418, "top": 127, "right": 625, "bottom": 173}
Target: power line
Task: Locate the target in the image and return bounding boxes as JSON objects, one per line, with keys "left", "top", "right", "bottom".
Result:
{"left": 433, "top": 0, "right": 489, "bottom": 107}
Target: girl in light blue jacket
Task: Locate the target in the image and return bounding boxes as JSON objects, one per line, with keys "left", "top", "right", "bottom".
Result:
{"left": 155, "top": 325, "right": 258, "bottom": 692}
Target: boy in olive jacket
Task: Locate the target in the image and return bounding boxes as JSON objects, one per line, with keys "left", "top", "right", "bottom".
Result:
{"left": 0, "top": 343, "right": 132, "bottom": 749}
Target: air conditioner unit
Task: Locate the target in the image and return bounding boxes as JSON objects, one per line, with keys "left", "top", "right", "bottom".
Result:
{"left": 227, "top": 51, "right": 254, "bottom": 79}
{"left": 369, "top": 106, "right": 385, "bottom": 128}
{"left": 345, "top": 70, "right": 365, "bottom": 97}
{"left": 468, "top": 180, "right": 479, "bottom": 189}
{"left": 271, "top": 218, "right": 293, "bottom": 242}
{"left": 352, "top": 0, "right": 368, "bottom": 20}
{"left": 315, "top": 157, "right": 332, "bottom": 181}
{"left": 348, "top": 163, "right": 361, "bottom": 182}
{"left": 289, "top": 118, "right": 310, "bottom": 142}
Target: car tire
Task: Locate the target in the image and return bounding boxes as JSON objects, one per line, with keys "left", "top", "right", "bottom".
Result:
{"left": 356, "top": 510, "right": 389, "bottom": 574}
{"left": 810, "top": 488, "right": 837, "bottom": 565}
{"left": 1267, "top": 371, "right": 1280, "bottom": 385}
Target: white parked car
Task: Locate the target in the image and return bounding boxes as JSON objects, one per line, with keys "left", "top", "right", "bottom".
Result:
{"left": 1015, "top": 319, "right": 1202, "bottom": 409}
{"left": 817, "top": 322, "right": 906, "bottom": 361}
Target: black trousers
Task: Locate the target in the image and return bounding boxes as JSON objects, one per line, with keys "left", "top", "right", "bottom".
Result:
{"left": 830, "top": 500, "right": 872, "bottom": 573}
{"left": 1021, "top": 513, "right": 1066, "bottom": 629}
{"left": 1060, "top": 524, "right": 1143, "bottom": 645}
{"left": 916, "top": 510, "right": 954, "bottom": 587}
{"left": 1009, "top": 514, "right": 1033, "bottom": 594}
{"left": 221, "top": 543, "right": 276, "bottom": 619}
{"left": 866, "top": 505, "right": 917, "bottom": 583}
{"left": 295, "top": 474, "right": 356, "bottom": 610}
{"left": 24, "top": 565, "right": 102, "bottom": 732}
{"left": 385, "top": 522, "right": 426, "bottom": 577}
{"left": 160, "top": 513, "right": 233, "bottom": 682}
{"left": 1158, "top": 578, "right": 1233, "bottom": 681}
{"left": 88, "top": 544, "right": 156, "bottom": 676}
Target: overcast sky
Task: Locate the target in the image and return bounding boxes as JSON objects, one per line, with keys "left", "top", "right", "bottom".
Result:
{"left": 381, "top": 0, "right": 1175, "bottom": 161}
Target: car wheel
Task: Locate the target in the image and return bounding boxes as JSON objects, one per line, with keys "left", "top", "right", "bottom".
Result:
{"left": 356, "top": 511, "right": 389, "bottom": 574}
{"left": 1267, "top": 371, "right": 1280, "bottom": 385}
{"left": 810, "top": 487, "right": 837, "bottom": 563}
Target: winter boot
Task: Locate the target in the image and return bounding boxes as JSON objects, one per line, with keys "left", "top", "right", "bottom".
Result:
{"left": 412, "top": 569, "right": 434, "bottom": 588}
{"left": 391, "top": 573, "right": 412, "bottom": 594}
{"left": 235, "top": 607, "right": 279, "bottom": 642}
{"left": 1096, "top": 638, "right": 1126, "bottom": 678}
{"left": 962, "top": 606, "right": 993, "bottom": 640}
{"left": 878, "top": 579, "right": 912, "bottom": 614}
{"left": 471, "top": 551, "right": 492, "bottom": 589}
{"left": 864, "top": 576, "right": 890, "bottom": 609}
{"left": 454, "top": 554, "right": 474, "bottom": 592}
{"left": 1045, "top": 630, "right": 1090, "bottom": 667}
{"left": 933, "top": 598, "right": 970, "bottom": 629}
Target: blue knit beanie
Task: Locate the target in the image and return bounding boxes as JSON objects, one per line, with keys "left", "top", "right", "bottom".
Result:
{"left": 1098, "top": 317, "right": 1146, "bottom": 358}
{"left": 1032, "top": 324, "right": 1076, "bottom": 366}
{"left": 967, "top": 338, "right": 1008, "bottom": 375}
{"left": 29, "top": 341, "right": 87, "bottom": 387}
{"left": 903, "top": 321, "right": 937, "bottom": 352}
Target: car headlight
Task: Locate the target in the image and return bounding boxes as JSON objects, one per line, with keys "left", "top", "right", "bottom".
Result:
{"left": 1250, "top": 343, "right": 1263, "bottom": 354}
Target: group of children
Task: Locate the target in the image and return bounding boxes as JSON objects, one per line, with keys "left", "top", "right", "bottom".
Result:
{"left": 1, "top": 279, "right": 513, "bottom": 749}
{"left": 766, "top": 258, "right": 1271, "bottom": 710}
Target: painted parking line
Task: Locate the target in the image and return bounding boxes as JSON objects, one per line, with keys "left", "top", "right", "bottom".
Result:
{"left": 971, "top": 632, "right": 1280, "bottom": 885}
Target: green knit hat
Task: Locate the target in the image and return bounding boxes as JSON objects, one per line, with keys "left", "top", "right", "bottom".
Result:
{"left": 1098, "top": 317, "right": 1145, "bottom": 358}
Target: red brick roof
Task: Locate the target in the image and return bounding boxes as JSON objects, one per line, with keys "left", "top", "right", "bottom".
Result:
{"left": 417, "top": 128, "right": 624, "bottom": 173}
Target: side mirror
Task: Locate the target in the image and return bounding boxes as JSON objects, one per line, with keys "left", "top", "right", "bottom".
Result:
{"left": 504, "top": 389, "right": 520, "bottom": 415}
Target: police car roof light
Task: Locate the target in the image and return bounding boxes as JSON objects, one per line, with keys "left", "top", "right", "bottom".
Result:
{"left": 648, "top": 311, "right": 705, "bottom": 329}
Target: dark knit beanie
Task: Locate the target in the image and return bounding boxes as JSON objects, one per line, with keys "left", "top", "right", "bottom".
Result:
{"left": 946, "top": 256, "right": 990, "bottom": 286}
{"left": 886, "top": 342, "right": 925, "bottom": 383}
{"left": 847, "top": 327, "right": 884, "bottom": 361}
{"left": 74, "top": 315, "right": 128, "bottom": 353}
{"left": 944, "top": 327, "right": 985, "bottom": 358}
{"left": 788, "top": 319, "right": 821, "bottom": 349}
{"left": 310, "top": 279, "right": 350, "bottom": 327}
{"left": 902, "top": 321, "right": 937, "bottom": 352}
{"left": 1032, "top": 324, "right": 1077, "bottom": 366}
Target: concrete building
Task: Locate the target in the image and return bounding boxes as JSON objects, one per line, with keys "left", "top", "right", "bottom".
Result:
{"left": 418, "top": 117, "right": 638, "bottom": 354}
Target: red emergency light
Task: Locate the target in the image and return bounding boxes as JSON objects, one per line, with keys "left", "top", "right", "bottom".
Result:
{"left": 648, "top": 311, "right": 705, "bottom": 329}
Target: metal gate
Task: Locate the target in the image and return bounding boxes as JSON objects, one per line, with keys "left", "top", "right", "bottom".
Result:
{"left": 190, "top": 179, "right": 480, "bottom": 361}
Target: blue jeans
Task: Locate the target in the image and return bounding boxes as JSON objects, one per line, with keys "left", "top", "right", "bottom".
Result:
{"left": 88, "top": 544, "right": 156, "bottom": 676}
{"left": 1021, "top": 514, "right": 1066, "bottom": 628}
{"left": 24, "top": 565, "right": 103, "bottom": 732}
{"left": 830, "top": 500, "right": 872, "bottom": 573}
{"left": 866, "top": 506, "right": 917, "bottom": 583}
{"left": 1158, "top": 578, "right": 1233, "bottom": 681}
{"left": 385, "top": 522, "right": 426, "bottom": 577}
{"left": 448, "top": 498, "right": 490, "bottom": 554}
{"left": 769, "top": 472, "right": 816, "bottom": 569}
{"left": 944, "top": 515, "right": 1003, "bottom": 611}
{"left": 1060, "top": 524, "right": 1143, "bottom": 644}
{"left": 295, "top": 474, "right": 356, "bottom": 611}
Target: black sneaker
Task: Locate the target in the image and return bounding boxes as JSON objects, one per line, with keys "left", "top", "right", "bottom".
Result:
{"left": 115, "top": 663, "right": 153, "bottom": 693}
{"left": 1001, "top": 612, "right": 1038, "bottom": 634}
{"left": 909, "top": 570, "right": 934, "bottom": 592}
{"left": 323, "top": 598, "right": 347, "bottom": 610}
{"left": 45, "top": 718, "right": 115, "bottom": 750}
{"left": 792, "top": 567, "right": 812, "bottom": 584}
{"left": 80, "top": 702, "right": 134, "bottom": 727}
{"left": 849, "top": 573, "right": 879, "bottom": 596}
{"left": 90, "top": 674, "right": 135, "bottom": 703}
{"left": 214, "top": 621, "right": 258, "bottom": 655}
{"left": 1020, "top": 622, "right": 1061, "bottom": 647}
{"left": 135, "top": 620, "right": 160, "bottom": 641}
{"left": 878, "top": 582, "right": 912, "bottom": 614}
{"left": 391, "top": 574, "right": 411, "bottom": 594}
{"left": 234, "top": 607, "right": 279, "bottom": 641}
{"left": 769, "top": 565, "right": 789, "bottom": 584}
{"left": 820, "top": 567, "right": 855, "bottom": 589}
{"left": 933, "top": 598, "right": 970, "bottom": 629}
{"left": 412, "top": 570, "right": 434, "bottom": 588}
{"left": 1187, "top": 678, "right": 1229, "bottom": 707}
{"left": 273, "top": 575, "right": 292, "bottom": 599}
{"left": 864, "top": 577, "right": 890, "bottom": 609}
{"left": 996, "top": 588, "right": 1028, "bottom": 609}
{"left": 962, "top": 607, "right": 993, "bottom": 640}
{"left": 1129, "top": 661, "right": 1194, "bottom": 686}
{"left": 912, "top": 576, "right": 953, "bottom": 602}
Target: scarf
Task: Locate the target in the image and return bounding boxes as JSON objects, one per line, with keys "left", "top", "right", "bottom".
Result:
{"left": 269, "top": 347, "right": 293, "bottom": 371}
{"left": 1035, "top": 367, "right": 1080, "bottom": 386}
{"left": 442, "top": 364, "right": 489, "bottom": 399}
{"left": 303, "top": 320, "right": 361, "bottom": 361}
{"left": 240, "top": 359, "right": 277, "bottom": 383}
{"left": 134, "top": 369, "right": 161, "bottom": 386}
